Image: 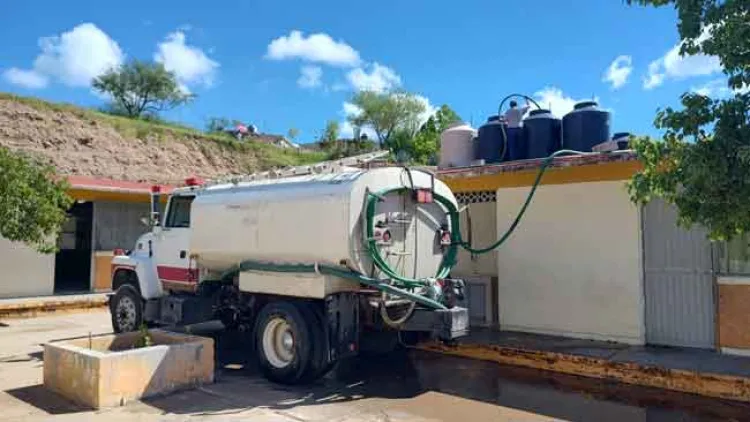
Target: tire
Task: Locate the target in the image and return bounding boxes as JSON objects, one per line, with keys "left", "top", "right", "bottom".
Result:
{"left": 253, "top": 301, "right": 313, "bottom": 385}
{"left": 299, "top": 302, "right": 334, "bottom": 383}
{"left": 110, "top": 285, "right": 144, "bottom": 333}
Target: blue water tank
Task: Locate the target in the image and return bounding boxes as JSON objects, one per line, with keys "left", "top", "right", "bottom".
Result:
{"left": 562, "top": 101, "right": 611, "bottom": 152}
{"left": 523, "top": 109, "right": 561, "bottom": 160}
{"left": 476, "top": 115, "right": 506, "bottom": 164}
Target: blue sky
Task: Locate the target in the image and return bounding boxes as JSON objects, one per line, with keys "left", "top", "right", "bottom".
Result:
{"left": 0, "top": 0, "right": 729, "bottom": 143}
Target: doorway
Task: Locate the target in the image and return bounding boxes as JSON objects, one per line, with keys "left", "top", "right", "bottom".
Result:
{"left": 54, "top": 202, "right": 93, "bottom": 293}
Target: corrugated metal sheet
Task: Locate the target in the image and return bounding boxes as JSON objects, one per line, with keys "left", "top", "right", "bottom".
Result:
{"left": 93, "top": 202, "right": 150, "bottom": 251}
{"left": 642, "top": 199, "right": 715, "bottom": 348}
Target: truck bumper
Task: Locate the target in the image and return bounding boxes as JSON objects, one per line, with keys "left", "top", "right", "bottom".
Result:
{"left": 401, "top": 306, "right": 469, "bottom": 340}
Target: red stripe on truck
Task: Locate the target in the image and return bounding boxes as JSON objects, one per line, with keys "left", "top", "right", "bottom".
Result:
{"left": 157, "top": 266, "right": 198, "bottom": 283}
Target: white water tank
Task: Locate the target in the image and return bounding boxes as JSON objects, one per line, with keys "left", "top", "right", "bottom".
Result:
{"left": 189, "top": 167, "right": 458, "bottom": 279}
{"left": 439, "top": 122, "right": 476, "bottom": 169}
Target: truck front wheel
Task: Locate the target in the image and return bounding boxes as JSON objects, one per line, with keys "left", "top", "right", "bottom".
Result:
{"left": 254, "top": 302, "right": 313, "bottom": 385}
{"left": 110, "top": 285, "right": 144, "bottom": 333}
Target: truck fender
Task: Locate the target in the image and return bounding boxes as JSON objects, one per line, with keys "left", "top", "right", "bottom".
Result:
{"left": 111, "top": 255, "right": 163, "bottom": 300}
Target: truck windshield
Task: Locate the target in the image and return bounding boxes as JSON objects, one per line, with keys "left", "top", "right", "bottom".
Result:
{"left": 165, "top": 196, "right": 194, "bottom": 228}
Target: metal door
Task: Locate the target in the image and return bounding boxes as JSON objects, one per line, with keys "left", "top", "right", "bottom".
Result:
{"left": 642, "top": 199, "right": 715, "bottom": 348}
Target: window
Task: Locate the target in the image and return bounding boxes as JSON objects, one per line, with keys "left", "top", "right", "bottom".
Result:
{"left": 718, "top": 233, "right": 750, "bottom": 275}
{"left": 165, "top": 196, "right": 194, "bottom": 228}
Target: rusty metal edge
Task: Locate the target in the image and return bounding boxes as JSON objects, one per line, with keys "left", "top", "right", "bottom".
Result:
{"left": 415, "top": 342, "right": 750, "bottom": 403}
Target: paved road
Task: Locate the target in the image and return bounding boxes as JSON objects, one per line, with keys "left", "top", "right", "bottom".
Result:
{"left": 1, "top": 311, "right": 749, "bottom": 421}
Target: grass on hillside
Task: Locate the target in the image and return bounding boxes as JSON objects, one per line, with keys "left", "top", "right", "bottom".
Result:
{"left": 0, "top": 92, "right": 329, "bottom": 169}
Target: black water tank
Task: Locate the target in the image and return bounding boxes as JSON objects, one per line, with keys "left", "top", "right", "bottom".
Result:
{"left": 612, "top": 132, "right": 631, "bottom": 150}
{"left": 476, "top": 115, "right": 506, "bottom": 164}
{"left": 562, "top": 101, "right": 611, "bottom": 152}
{"left": 523, "top": 109, "right": 561, "bottom": 159}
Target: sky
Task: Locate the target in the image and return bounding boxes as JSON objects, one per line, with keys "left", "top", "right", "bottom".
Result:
{"left": 0, "top": 0, "right": 732, "bottom": 143}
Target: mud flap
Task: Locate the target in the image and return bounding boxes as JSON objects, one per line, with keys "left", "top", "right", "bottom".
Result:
{"left": 401, "top": 307, "right": 469, "bottom": 340}
{"left": 325, "top": 292, "right": 360, "bottom": 362}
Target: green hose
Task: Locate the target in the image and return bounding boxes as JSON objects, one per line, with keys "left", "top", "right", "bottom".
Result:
{"left": 459, "top": 149, "right": 588, "bottom": 254}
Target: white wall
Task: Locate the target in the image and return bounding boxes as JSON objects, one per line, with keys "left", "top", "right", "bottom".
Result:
{"left": 0, "top": 237, "right": 55, "bottom": 298}
{"left": 453, "top": 201, "right": 498, "bottom": 277}
{"left": 496, "top": 180, "right": 645, "bottom": 345}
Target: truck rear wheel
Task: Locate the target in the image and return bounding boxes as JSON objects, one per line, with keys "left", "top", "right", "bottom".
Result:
{"left": 254, "top": 301, "right": 313, "bottom": 385}
{"left": 110, "top": 285, "right": 143, "bottom": 333}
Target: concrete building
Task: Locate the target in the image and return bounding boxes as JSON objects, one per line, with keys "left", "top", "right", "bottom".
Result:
{"left": 439, "top": 151, "right": 731, "bottom": 349}
{"left": 0, "top": 177, "right": 167, "bottom": 299}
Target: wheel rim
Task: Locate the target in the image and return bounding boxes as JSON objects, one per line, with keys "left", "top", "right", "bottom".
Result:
{"left": 262, "top": 317, "right": 295, "bottom": 368}
{"left": 116, "top": 295, "right": 138, "bottom": 332}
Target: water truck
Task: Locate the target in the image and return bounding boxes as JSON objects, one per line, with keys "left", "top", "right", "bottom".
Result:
{"left": 107, "top": 152, "right": 469, "bottom": 384}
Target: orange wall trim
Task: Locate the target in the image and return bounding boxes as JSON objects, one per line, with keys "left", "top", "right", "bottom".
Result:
{"left": 68, "top": 188, "right": 168, "bottom": 204}
{"left": 441, "top": 161, "right": 643, "bottom": 193}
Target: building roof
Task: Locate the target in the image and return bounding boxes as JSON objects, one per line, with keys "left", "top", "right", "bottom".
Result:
{"left": 66, "top": 176, "right": 176, "bottom": 203}
{"left": 437, "top": 150, "right": 642, "bottom": 192}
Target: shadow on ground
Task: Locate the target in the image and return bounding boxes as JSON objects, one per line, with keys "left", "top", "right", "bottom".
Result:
{"left": 9, "top": 325, "right": 750, "bottom": 421}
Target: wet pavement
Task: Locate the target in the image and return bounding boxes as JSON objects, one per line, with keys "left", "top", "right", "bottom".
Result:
{"left": 2, "top": 311, "right": 750, "bottom": 421}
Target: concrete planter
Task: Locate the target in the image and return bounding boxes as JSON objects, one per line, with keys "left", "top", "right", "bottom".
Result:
{"left": 43, "top": 329, "right": 214, "bottom": 408}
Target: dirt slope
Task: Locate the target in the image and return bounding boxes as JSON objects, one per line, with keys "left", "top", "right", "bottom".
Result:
{"left": 0, "top": 94, "right": 325, "bottom": 183}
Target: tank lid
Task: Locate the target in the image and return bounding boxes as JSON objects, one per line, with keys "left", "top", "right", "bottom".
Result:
{"left": 487, "top": 115, "right": 500, "bottom": 122}
{"left": 444, "top": 121, "right": 475, "bottom": 131}
{"left": 613, "top": 132, "right": 632, "bottom": 139}
{"left": 528, "top": 109, "right": 552, "bottom": 117}
{"left": 573, "top": 100, "right": 599, "bottom": 110}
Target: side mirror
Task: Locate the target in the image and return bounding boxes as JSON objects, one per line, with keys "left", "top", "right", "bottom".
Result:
{"left": 140, "top": 217, "right": 150, "bottom": 227}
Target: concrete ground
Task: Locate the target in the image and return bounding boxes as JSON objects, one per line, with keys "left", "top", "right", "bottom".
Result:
{"left": 2, "top": 311, "right": 750, "bottom": 422}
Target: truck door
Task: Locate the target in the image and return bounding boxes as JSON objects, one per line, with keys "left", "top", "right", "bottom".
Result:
{"left": 156, "top": 195, "right": 196, "bottom": 292}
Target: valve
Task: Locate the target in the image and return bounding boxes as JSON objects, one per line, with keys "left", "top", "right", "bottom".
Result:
{"left": 437, "top": 224, "right": 452, "bottom": 250}
{"left": 373, "top": 221, "right": 392, "bottom": 246}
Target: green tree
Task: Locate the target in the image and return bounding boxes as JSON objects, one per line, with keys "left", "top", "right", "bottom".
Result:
{"left": 408, "top": 105, "right": 461, "bottom": 164}
{"left": 206, "top": 117, "right": 231, "bottom": 133}
{"left": 0, "top": 147, "right": 73, "bottom": 253}
{"left": 348, "top": 90, "right": 426, "bottom": 150}
{"left": 93, "top": 60, "right": 194, "bottom": 118}
{"left": 626, "top": 0, "right": 750, "bottom": 240}
{"left": 322, "top": 121, "right": 340, "bottom": 143}
{"left": 287, "top": 127, "right": 300, "bottom": 142}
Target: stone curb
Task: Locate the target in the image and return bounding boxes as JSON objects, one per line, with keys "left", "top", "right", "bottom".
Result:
{"left": 416, "top": 342, "right": 750, "bottom": 403}
{"left": 0, "top": 296, "right": 108, "bottom": 319}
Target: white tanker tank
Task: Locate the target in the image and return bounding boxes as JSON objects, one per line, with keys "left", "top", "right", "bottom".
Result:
{"left": 189, "top": 167, "right": 458, "bottom": 280}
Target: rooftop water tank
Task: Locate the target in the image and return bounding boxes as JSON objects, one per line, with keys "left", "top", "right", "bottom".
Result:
{"left": 562, "top": 101, "right": 611, "bottom": 152}
{"left": 612, "top": 132, "right": 632, "bottom": 150}
{"left": 523, "top": 109, "right": 561, "bottom": 160}
{"left": 476, "top": 115, "right": 506, "bottom": 164}
{"left": 439, "top": 122, "right": 476, "bottom": 169}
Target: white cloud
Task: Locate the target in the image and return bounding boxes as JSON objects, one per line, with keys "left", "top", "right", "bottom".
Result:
{"left": 643, "top": 27, "right": 721, "bottom": 90}
{"left": 691, "top": 78, "right": 750, "bottom": 97}
{"left": 2, "top": 68, "right": 48, "bottom": 89}
{"left": 342, "top": 101, "right": 362, "bottom": 117}
{"left": 297, "top": 65, "right": 322, "bottom": 89}
{"left": 413, "top": 94, "right": 438, "bottom": 126}
{"left": 266, "top": 30, "right": 361, "bottom": 67}
{"left": 603, "top": 55, "right": 633, "bottom": 90}
{"left": 346, "top": 63, "right": 401, "bottom": 93}
{"left": 3, "top": 23, "right": 123, "bottom": 89}
{"left": 154, "top": 30, "right": 218, "bottom": 88}
{"left": 533, "top": 87, "right": 601, "bottom": 118}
